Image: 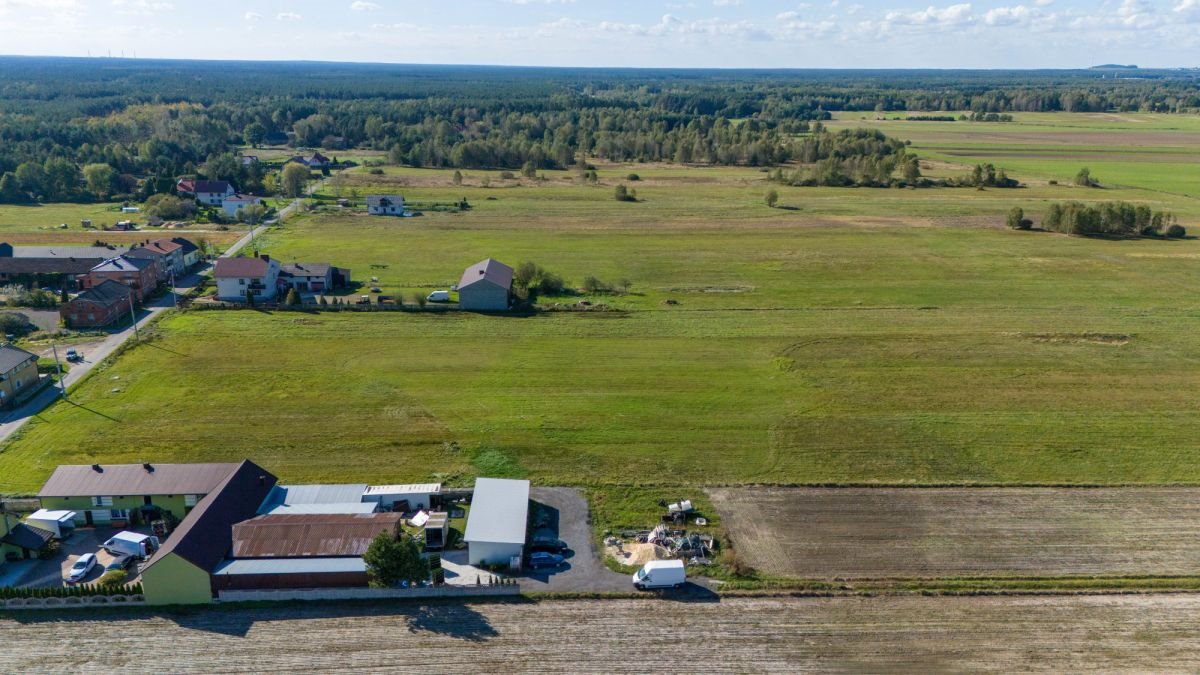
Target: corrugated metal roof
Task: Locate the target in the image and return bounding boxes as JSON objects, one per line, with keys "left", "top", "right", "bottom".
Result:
{"left": 464, "top": 477, "right": 529, "bottom": 545}
{"left": 262, "top": 503, "right": 377, "bottom": 516}
{"left": 38, "top": 463, "right": 240, "bottom": 498}
{"left": 363, "top": 483, "right": 441, "bottom": 495}
{"left": 213, "top": 557, "right": 366, "bottom": 576}
{"left": 231, "top": 513, "right": 402, "bottom": 558}
{"left": 272, "top": 484, "right": 368, "bottom": 505}
{"left": 458, "top": 258, "right": 513, "bottom": 291}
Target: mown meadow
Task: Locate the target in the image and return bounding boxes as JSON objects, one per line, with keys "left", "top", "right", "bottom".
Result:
{"left": 1, "top": 112, "right": 1198, "bottom": 494}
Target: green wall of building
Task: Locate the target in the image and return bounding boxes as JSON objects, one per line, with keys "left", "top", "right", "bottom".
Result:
{"left": 39, "top": 494, "right": 192, "bottom": 524}
{"left": 141, "top": 554, "right": 213, "bottom": 605}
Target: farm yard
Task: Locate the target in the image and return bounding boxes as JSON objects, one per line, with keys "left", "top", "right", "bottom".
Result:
{"left": 4, "top": 595, "right": 1200, "bottom": 672}
{"left": 708, "top": 487, "right": 1200, "bottom": 579}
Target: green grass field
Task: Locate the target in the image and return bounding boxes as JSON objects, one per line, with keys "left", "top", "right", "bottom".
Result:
{"left": 2, "top": 112, "right": 1199, "bottom": 495}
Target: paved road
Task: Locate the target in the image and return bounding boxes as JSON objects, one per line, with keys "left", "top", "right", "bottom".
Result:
{"left": 0, "top": 268, "right": 207, "bottom": 445}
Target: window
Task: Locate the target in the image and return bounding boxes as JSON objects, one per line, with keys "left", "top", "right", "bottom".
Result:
{"left": 87, "top": 313, "right": 95, "bottom": 321}
{"left": 92, "top": 496, "right": 113, "bottom": 507}
{"left": 14, "top": 379, "right": 21, "bottom": 389}
{"left": 239, "top": 278, "right": 246, "bottom": 286}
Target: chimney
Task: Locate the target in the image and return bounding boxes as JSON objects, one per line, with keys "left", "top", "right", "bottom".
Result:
{"left": 258, "top": 475, "right": 266, "bottom": 486}
{"left": 92, "top": 464, "right": 103, "bottom": 473}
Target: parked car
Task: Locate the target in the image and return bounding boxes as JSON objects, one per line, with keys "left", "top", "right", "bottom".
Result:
{"left": 530, "top": 537, "right": 569, "bottom": 553}
{"left": 105, "top": 555, "right": 134, "bottom": 572}
{"left": 65, "top": 349, "right": 82, "bottom": 362}
{"left": 66, "top": 553, "right": 97, "bottom": 584}
{"left": 632, "top": 559, "right": 685, "bottom": 590}
{"left": 527, "top": 551, "right": 565, "bottom": 569}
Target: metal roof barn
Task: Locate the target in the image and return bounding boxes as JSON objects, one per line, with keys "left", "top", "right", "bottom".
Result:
{"left": 464, "top": 478, "right": 530, "bottom": 546}
{"left": 231, "top": 513, "right": 403, "bottom": 558}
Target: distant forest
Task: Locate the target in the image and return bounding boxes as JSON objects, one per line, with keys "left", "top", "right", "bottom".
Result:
{"left": 1, "top": 58, "right": 1198, "bottom": 201}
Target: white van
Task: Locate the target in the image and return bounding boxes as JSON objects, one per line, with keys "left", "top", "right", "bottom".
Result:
{"left": 427, "top": 290, "right": 450, "bottom": 303}
{"left": 102, "top": 531, "right": 160, "bottom": 559}
{"left": 632, "top": 559, "right": 686, "bottom": 590}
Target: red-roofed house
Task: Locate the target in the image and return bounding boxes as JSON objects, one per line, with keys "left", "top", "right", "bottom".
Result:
{"left": 214, "top": 255, "right": 281, "bottom": 302}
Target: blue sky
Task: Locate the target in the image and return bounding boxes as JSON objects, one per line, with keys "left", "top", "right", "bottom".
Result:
{"left": 1, "top": 0, "right": 1197, "bottom": 68}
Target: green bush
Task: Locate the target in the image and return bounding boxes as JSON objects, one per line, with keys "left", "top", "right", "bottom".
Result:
{"left": 98, "top": 570, "right": 128, "bottom": 588}
{"left": 1166, "top": 224, "right": 1186, "bottom": 238}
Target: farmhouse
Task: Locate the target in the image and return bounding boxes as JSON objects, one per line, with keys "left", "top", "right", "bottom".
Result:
{"left": 366, "top": 194, "right": 405, "bottom": 216}
{"left": 0, "top": 344, "right": 40, "bottom": 410}
{"left": 83, "top": 255, "right": 158, "bottom": 301}
{"left": 457, "top": 258, "right": 513, "bottom": 311}
{"left": 37, "top": 462, "right": 243, "bottom": 528}
{"left": 60, "top": 279, "right": 135, "bottom": 328}
{"left": 214, "top": 255, "right": 281, "bottom": 301}
{"left": 193, "top": 180, "right": 236, "bottom": 206}
{"left": 222, "top": 194, "right": 265, "bottom": 218}
{"left": 464, "top": 477, "right": 529, "bottom": 566}
{"left": 140, "top": 460, "right": 278, "bottom": 605}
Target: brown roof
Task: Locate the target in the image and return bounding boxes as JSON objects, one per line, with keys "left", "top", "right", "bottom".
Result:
{"left": 68, "top": 280, "right": 135, "bottom": 309}
{"left": 0, "top": 257, "right": 102, "bottom": 275}
{"left": 231, "top": 513, "right": 402, "bottom": 558}
{"left": 142, "top": 460, "right": 278, "bottom": 575}
{"left": 214, "top": 256, "right": 271, "bottom": 279}
{"left": 145, "top": 239, "right": 184, "bottom": 255}
{"left": 37, "top": 462, "right": 240, "bottom": 498}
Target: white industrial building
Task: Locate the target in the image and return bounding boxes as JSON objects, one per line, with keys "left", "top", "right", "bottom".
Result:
{"left": 464, "top": 477, "right": 529, "bottom": 566}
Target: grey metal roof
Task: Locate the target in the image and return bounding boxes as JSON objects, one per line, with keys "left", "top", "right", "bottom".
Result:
{"left": 0, "top": 257, "right": 102, "bottom": 275}
{"left": 273, "top": 484, "right": 367, "bottom": 505}
{"left": 366, "top": 194, "right": 404, "bottom": 207}
{"left": 12, "top": 246, "right": 127, "bottom": 259}
{"left": 0, "top": 344, "right": 36, "bottom": 375}
{"left": 261, "top": 503, "right": 377, "bottom": 516}
{"left": 280, "top": 262, "right": 332, "bottom": 278}
{"left": 464, "top": 477, "right": 529, "bottom": 545}
{"left": 458, "top": 258, "right": 513, "bottom": 291}
{"left": 38, "top": 462, "right": 240, "bottom": 498}
{"left": 212, "top": 557, "right": 366, "bottom": 576}
{"left": 90, "top": 255, "right": 154, "bottom": 273}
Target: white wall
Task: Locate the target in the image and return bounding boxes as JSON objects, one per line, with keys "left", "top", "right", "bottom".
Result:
{"left": 467, "top": 540, "right": 524, "bottom": 566}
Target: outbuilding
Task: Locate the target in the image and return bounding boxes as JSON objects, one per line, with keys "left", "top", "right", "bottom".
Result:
{"left": 464, "top": 477, "right": 529, "bottom": 566}
{"left": 361, "top": 483, "right": 441, "bottom": 512}
{"left": 25, "top": 509, "right": 77, "bottom": 539}
{"left": 457, "top": 258, "right": 513, "bottom": 311}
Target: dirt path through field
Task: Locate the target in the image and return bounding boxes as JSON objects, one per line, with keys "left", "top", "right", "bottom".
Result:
{"left": 708, "top": 487, "right": 1200, "bottom": 578}
{"left": 3, "top": 595, "right": 1200, "bottom": 672}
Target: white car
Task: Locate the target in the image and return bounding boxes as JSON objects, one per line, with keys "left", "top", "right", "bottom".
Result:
{"left": 66, "top": 553, "right": 97, "bottom": 584}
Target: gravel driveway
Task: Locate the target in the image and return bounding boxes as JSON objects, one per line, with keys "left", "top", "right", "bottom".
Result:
{"left": 519, "top": 487, "right": 631, "bottom": 592}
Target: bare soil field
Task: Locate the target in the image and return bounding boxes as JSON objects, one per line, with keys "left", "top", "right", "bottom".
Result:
{"left": 708, "top": 487, "right": 1200, "bottom": 578}
{"left": 3, "top": 595, "right": 1200, "bottom": 672}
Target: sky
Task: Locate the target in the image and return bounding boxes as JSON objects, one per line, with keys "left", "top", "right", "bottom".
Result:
{"left": 1, "top": 0, "right": 1197, "bottom": 69}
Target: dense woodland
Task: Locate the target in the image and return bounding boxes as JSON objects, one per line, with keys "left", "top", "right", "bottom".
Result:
{"left": 0, "top": 58, "right": 1198, "bottom": 202}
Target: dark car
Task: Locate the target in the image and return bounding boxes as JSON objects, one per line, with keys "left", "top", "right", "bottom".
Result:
{"left": 530, "top": 537, "right": 569, "bottom": 553}
{"left": 105, "top": 555, "right": 134, "bottom": 572}
{"left": 527, "top": 552, "right": 565, "bottom": 569}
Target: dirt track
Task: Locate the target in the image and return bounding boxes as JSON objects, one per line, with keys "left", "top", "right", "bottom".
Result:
{"left": 708, "top": 487, "right": 1200, "bottom": 578}
{"left": 3, "top": 595, "right": 1200, "bottom": 672}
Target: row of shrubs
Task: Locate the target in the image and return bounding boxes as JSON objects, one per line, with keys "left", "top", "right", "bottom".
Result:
{"left": 0, "top": 581, "right": 143, "bottom": 599}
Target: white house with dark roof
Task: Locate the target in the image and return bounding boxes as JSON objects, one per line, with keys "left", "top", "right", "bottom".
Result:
{"left": 193, "top": 180, "right": 236, "bottom": 206}
{"left": 222, "top": 194, "right": 265, "bottom": 218}
{"left": 366, "top": 194, "right": 405, "bottom": 216}
{"left": 214, "top": 255, "right": 281, "bottom": 301}
{"left": 457, "top": 258, "right": 513, "bottom": 311}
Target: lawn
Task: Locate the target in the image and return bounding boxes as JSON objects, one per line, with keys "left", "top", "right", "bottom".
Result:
{"left": 2, "top": 112, "right": 1199, "bottom": 495}
{"left": 0, "top": 202, "right": 243, "bottom": 248}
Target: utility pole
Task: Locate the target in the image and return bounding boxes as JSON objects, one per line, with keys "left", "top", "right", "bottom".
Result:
{"left": 170, "top": 271, "right": 179, "bottom": 309}
{"left": 50, "top": 344, "right": 68, "bottom": 402}
{"left": 128, "top": 294, "right": 140, "bottom": 342}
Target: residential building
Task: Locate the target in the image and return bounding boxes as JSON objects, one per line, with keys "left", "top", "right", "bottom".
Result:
{"left": 83, "top": 255, "right": 158, "bottom": 302}
{"left": 193, "top": 180, "right": 236, "bottom": 206}
{"left": 240, "top": 155, "right": 259, "bottom": 166}
{"left": 123, "top": 247, "right": 168, "bottom": 282}
{"left": 36, "top": 462, "right": 243, "bottom": 528}
{"left": 305, "top": 152, "right": 330, "bottom": 168}
{"left": 214, "top": 255, "right": 281, "bottom": 301}
{"left": 140, "top": 460, "right": 278, "bottom": 605}
{"left": 464, "top": 477, "right": 530, "bottom": 566}
{"left": 131, "top": 239, "right": 188, "bottom": 277}
{"left": 171, "top": 237, "right": 202, "bottom": 268}
{"left": 278, "top": 262, "right": 344, "bottom": 294}
{"left": 60, "top": 280, "right": 135, "bottom": 328}
{"left": 0, "top": 344, "right": 40, "bottom": 410}
{"left": 457, "top": 258, "right": 513, "bottom": 311}
{"left": 175, "top": 178, "right": 196, "bottom": 196}
{"left": 221, "top": 194, "right": 264, "bottom": 219}
{"left": 366, "top": 194, "right": 405, "bottom": 216}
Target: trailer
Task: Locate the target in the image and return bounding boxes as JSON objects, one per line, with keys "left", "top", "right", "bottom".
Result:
{"left": 25, "top": 509, "right": 77, "bottom": 539}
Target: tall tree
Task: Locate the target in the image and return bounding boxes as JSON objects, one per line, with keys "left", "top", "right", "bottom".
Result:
{"left": 281, "top": 162, "right": 310, "bottom": 198}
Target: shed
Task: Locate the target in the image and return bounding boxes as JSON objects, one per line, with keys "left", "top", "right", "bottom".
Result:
{"left": 464, "top": 477, "right": 529, "bottom": 566}
{"left": 362, "top": 483, "right": 441, "bottom": 512}
{"left": 424, "top": 512, "right": 449, "bottom": 551}
{"left": 25, "top": 509, "right": 77, "bottom": 539}
{"left": 211, "top": 557, "right": 368, "bottom": 591}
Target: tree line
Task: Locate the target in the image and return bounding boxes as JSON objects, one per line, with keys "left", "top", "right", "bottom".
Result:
{"left": 1009, "top": 201, "right": 1185, "bottom": 238}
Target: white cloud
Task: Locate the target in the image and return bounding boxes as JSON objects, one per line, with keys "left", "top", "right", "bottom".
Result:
{"left": 1175, "top": 0, "right": 1200, "bottom": 19}
{"left": 276, "top": 12, "right": 302, "bottom": 21}
{"left": 1034, "top": 0, "right": 1053, "bottom": 5}
{"left": 244, "top": 11, "right": 262, "bottom": 21}
{"left": 350, "top": 1, "right": 380, "bottom": 10}
{"left": 112, "top": 0, "right": 173, "bottom": 14}
{"left": 884, "top": 3, "right": 974, "bottom": 26}
{"left": 713, "top": 0, "right": 743, "bottom": 6}
{"left": 983, "top": 4, "right": 1031, "bottom": 25}
{"left": 506, "top": 0, "right": 576, "bottom": 4}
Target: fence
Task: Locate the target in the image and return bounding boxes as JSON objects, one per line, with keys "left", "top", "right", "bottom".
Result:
{"left": 217, "top": 584, "right": 520, "bottom": 603}
{"left": 3, "top": 594, "right": 145, "bottom": 610}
